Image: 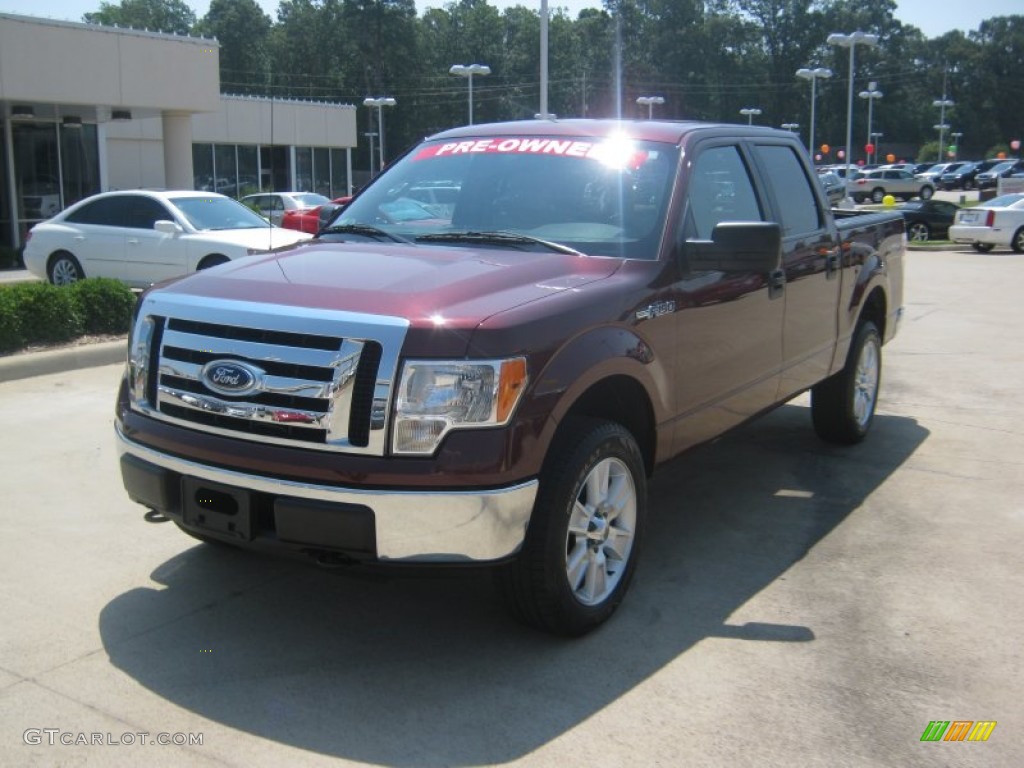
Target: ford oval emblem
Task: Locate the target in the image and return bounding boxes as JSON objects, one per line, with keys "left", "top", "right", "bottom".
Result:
{"left": 201, "top": 360, "right": 262, "bottom": 396}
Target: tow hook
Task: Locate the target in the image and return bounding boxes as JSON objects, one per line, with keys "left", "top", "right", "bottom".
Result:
{"left": 310, "top": 550, "right": 358, "bottom": 569}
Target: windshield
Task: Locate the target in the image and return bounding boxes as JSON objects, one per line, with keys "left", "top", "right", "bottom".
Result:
{"left": 290, "top": 193, "right": 331, "bottom": 208}
{"left": 171, "top": 196, "right": 272, "bottom": 231}
{"left": 330, "top": 135, "right": 679, "bottom": 260}
{"left": 986, "top": 193, "right": 1024, "bottom": 208}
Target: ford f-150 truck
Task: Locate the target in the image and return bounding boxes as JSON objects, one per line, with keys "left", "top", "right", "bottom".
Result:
{"left": 116, "top": 119, "right": 905, "bottom": 636}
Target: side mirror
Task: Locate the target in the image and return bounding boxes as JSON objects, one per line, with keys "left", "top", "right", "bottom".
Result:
{"left": 154, "top": 220, "right": 182, "bottom": 235}
{"left": 318, "top": 203, "right": 341, "bottom": 230}
{"left": 683, "top": 221, "right": 782, "bottom": 273}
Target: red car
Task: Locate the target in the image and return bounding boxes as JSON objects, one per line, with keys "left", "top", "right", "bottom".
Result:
{"left": 282, "top": 196, "right": 352, "bottom": 234}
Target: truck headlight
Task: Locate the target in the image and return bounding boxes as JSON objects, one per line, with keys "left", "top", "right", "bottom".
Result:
{"left": 392, "top": 358, "right": 528, "bottom": 455}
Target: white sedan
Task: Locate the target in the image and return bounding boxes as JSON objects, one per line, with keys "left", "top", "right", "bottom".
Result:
{"left": 948, "top": 193, "right": 1024, "bottom": 253}
{"left": 24, "top": 190, "right": 313, "bottom": 288}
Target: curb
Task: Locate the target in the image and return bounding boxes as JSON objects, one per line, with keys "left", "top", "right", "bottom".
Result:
{"left": 0, "top": 339, "right": 127, "bottom": 384}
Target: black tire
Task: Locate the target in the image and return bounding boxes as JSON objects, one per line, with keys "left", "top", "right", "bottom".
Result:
{"left": 907, "top": 221, "right": 931, "bottom": 242}
{"left": 919, "top": 185, "right": 934, "bottom": 200}
{"left": 1012, "top": 228, "right": 1024, "bottom": 254}
{"left": 496, "top": 417, "right": 647, "bottom": 636}
{"left": 811, "top": 321, "right": 882, "bottom": 444}
{"left": 972, "top": 243, "right": 995, "bottom": 253}
{"left": 47, "top": 251, "right": 84, "bottom": 285}
{"left": 871, "top": 188, "right": 885, "bottom": 203}
{"left": 198, "top": 254, "right": 229, "bottom": 270}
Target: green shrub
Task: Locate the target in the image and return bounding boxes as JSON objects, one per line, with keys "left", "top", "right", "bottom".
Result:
{"left": 70, "top": 278, "right": 137, "bottom": 334}
{"left": 8, "top": 281, "right": 84, "bottom": 345}
{"left": 0, "top": 288, "right": 24, "bottom": 354}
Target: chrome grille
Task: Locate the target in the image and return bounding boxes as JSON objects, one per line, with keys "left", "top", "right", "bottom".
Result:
{"left": 128, "top": 294, "right": 409, "bottom": 456}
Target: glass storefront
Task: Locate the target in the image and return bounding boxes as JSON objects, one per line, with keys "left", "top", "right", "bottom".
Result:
{"left": 194, "top": 142, "right": 350, "bottom": 199}
{"left": 1, "top": 120, "right": 100, "bottom": 250}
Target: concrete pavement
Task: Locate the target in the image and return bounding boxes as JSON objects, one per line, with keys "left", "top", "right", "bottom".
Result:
{"left": 0, "top": 247, "right": 1021, "bottom": 767}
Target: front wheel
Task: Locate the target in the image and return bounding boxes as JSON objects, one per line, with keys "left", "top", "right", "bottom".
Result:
{"left": 812, "top": 321, "right": 882, "bottom": 444}
{"left": 497, "top": 418, "right": 646, "bottom": 636}
{"left": 907, "top": 221, "right": 931, "bottom": 242}
{"left": 972, "top": 242, "right": 995, "bottom": 253}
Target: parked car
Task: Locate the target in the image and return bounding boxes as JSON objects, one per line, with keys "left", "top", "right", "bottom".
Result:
{"left": 23, "top": 190, "right": 312, "bottom": 287}
{"left": 948, "top": 193, "right": 1024, "bottom": 253}
{"left": 896, "top": 200, "right": 959, "bottom": 241}
{"left": 817, "top": 171, "right": 846, "bottom": 204}
{"left": 877, "top": 163, "right": 917, "bottom": 174}
{"left": 275, "top": 196, "right": 352, "bottom": 234}
{"left": 239, "top": 192, "right": 332, "bottom": 227}
{"left": 939, "top": 160, "right": 1002, "bottom": 190}
{"left": 917, "top": 162, "right": 967, "bottom": 184}
{"left": 848, "top": 169, "right": 935, "bottom": 204}
{"left": 976, "top": 160, "right": 1024, "bottom": 190}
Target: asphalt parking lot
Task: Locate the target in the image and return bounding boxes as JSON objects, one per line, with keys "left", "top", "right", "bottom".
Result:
{"left": 1, "top": 246, "right": 1022, "bottom": 766}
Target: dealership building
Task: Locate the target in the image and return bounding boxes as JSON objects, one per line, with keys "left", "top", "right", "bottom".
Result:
{"left": 0, "top": 12, "right": 358, "bottom": 251}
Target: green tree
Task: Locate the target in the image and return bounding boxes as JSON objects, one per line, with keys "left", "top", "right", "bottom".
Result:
{"left": 197, "top": 0, "right": 273, "bottom": 94}
{"left": 83, "top": 0, "right": 197, "bottom": 34}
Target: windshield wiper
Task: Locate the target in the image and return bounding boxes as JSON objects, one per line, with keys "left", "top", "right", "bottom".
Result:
{"left": 317, "top": 224, "right": 412, "bottom": 244}
{"left": 415, "top": 230, "right": 582, "bottom": 255}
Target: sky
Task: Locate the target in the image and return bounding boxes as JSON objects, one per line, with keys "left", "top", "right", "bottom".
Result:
{"left": 1, "top": 0, "right": 1020, "bottom": 40}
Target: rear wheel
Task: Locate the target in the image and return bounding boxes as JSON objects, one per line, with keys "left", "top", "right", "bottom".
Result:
{"left": 871, "top": 188, "right": 885, "bottom": 203}
{"left": 1012, "top": 228, "right": 1024, "bottom": 254}
{"left": 497, "top": 417, "right": 646, "bottom": 636}
{"left": 812, "top": 321, "right": 882, "bottom": 444}
{"left": 907, "top": 221, "right": 931, "bottom": 242}
{"left": 919, "top": 186, "right": 934, "bottom": 200}
{"left": 972, "top": 243, "right": 995, "bottom": 253}
{"left": 48, "top": 251, "right": 84, "bottom": 285}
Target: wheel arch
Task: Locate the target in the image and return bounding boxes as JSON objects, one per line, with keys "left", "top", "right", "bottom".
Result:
{"left": 197, "top": 253, "right": 229, "bottom": 270}
{"left": 525, "top": 327, "right": 667, "bottom": 478}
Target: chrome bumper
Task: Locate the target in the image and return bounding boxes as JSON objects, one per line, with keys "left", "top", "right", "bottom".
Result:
{"left": 115, "top": 425, "right": 536, "bottom": 563}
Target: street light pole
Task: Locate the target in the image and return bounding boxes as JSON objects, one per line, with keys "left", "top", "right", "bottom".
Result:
{"left": 636, "top": 95, "right": 664, "bottom": 118}
{"left": 739, "top": 107, "right": 762, "bottom": 125}
{"left": 796, "top": 67, "right": 832, "bottom": 157}
{"left": 828, "top": 31, "right": 879, "bottom": 188}
{"left": 781, "top": 122, "right": 800, "bottom": 133}
{"left": 870, "top": 131, "right": 884, "bottom": 164}
{"left": 933, "top": 97, "right": 954, "bottom": 163}
{"left": 362, "top": 97, "right": 396, "bottom": 174}
{"left": 858, "top": 81, "right": 882, "bottom": 163}
{"left": 449, "top": 64, "right": 491, "bottom": 125}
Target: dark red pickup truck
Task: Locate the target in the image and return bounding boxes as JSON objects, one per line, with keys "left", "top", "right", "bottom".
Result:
{"left": 117, "top": 119, "right": 905, "bottom": 635}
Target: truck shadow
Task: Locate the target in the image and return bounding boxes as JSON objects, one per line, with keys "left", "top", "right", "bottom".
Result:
{"left": 98, "top": 404, "right": 927, "bottom": 765}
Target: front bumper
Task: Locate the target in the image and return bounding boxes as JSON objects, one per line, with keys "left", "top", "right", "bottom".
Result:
{"left": 116, "top": 424, "right": 537, "bottom": 563}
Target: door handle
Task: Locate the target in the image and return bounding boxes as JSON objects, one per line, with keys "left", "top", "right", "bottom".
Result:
{"left": 768, "top": 268, "right": 786, "bottom": 300}
{"left": 825, "top": 252, "right": 841, "bottom": 279}
{"left": 73, "top": 235, "right": 85, "bottom": 241}
{"left": 127, "top": 238, "right": 140, "bottom": 245}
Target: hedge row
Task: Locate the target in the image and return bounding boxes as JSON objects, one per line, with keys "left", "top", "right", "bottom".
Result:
{"left": 0, "top": 278, "right": 137, "bottom": 355}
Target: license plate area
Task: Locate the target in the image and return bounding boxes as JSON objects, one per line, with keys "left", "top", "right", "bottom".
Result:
{"left": 182, "top": 477, "right": 253, "bottom": 541}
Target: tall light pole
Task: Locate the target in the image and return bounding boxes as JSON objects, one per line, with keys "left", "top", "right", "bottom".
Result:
{"left": 828, "top": 31, "right": 879, "bottom": 185}
{"left": 796, "top": 67, "right": 832, "bottom": 156}
{"left": 449, "top": 64, "right": 491, "bottom": 125}
{"left": 739, "top": 107, "right": 762, "bottom": 125}
{"left": 933, "top": 97, "right": 954, "bottom": 163}
{"left": 636, "top": 95, "right": 664, "bottom": 118}
{"left": 859, "top": 81, "right": 882, "bottom": 163}
{"left": 951, "top": 131, "right": 963, "bottom": 160}
{"left": 870, "top": 131, "right": 884, "bottom": 164}
{"left": 362, "top": 97, "right": 395, "bottom": 174}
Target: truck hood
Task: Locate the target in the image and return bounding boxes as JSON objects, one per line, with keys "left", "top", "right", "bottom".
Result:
{"left": 159, "top": 240, "right": 623, "bottom": 327}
